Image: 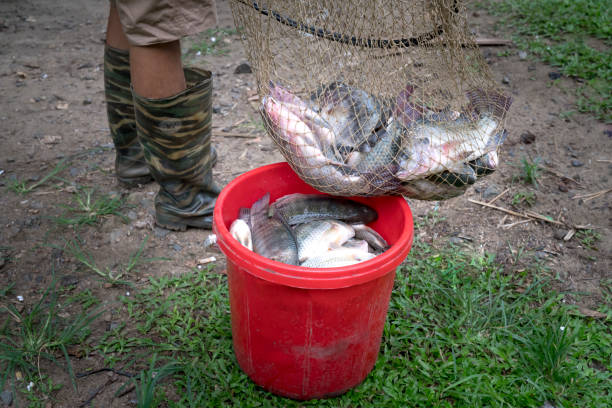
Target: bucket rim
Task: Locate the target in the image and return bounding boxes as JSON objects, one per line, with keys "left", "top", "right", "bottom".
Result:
{"left": 213, "top": 162, "right": 414, "bottom": 289}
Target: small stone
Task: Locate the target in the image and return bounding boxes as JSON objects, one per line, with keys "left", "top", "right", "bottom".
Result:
{"left": 126, "top": 211, "right": 138, "bottom": 221}
{"left": 212, "top": 105, "right": 221, "bottom": 114}
{"left": 520, "top": 131, "right": 536, "bottom": 144}
{"left": 570, "top": 159, "right": 584, "bottom": 167}
{"left": 502, "top": 76, "right": 510, "bottom": 84}
{"left": 518, "top": 50, "right": 527, "bottom": 60}
{"left": 102, "top": 312, "right": 112, "bottom": 321}
{"left": 234, "top": 62, "right": 252, "bottom": 74}
{"left": 172, "top": 244, "right": 182, "bottom": 252}
{"left": 553, "top": 229, "right": 568, "bottom": 240}
{"left": 1, "top": 390, "right": 13, "bottom": 406}
{"left": 604, "top": 129, "right": 612, "bottom": 138}
{"left": 110, "top": 229, "right": 123, "bottom": 243}
{"left": 540, "top": 402, "right": 557, "bottom": 408}
{"left": 82, "top": 98, "right": 92, "bottom": 105}
{"left": 77, "top": 62, "right": 94, "bottom": 70}
{"left": 60, "top": 275, "right": 79, "bottom": 287}
{"left": 558, "top": 184, "right": 568, "bottom": 192}
{"left": 482, "top": 184, "right": 501, "bottom": 201}
{"left": 109, "top": 321, "right": 120, "bottom": 331}
{"left": 535, "top": 251, "right": 548, "bottom": 260}
{"left": 527, "top": 64, "right": 536, "bottom": 72}
{"left": 134, "top": 220, "right": 147, "bottom": 229}
{"left": 154, "top": 227, "right": 169, "bottom": 238}
{"left": 548, "top": 71, "right": 562, "bottom": 80}
{"left": 69, "top": 167, "right": 82, "bottom": 177}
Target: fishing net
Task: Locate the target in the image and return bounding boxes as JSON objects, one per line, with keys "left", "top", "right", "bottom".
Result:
{"left": 230, "top": 0, "right": 512, "bottom": 199}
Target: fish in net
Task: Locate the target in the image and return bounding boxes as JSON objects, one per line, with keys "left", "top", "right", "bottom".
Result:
{"left": 231, "top": 0, "right": 512, "bottom": 199}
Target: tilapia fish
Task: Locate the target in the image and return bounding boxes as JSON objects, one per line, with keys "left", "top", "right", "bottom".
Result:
{"left": 263, "top": 81, "right": 511, "bottom": 198}
{"left": 311, "top": 81, "right": 384, "bottom": 150}
{"left": 352, "top": 223, "right": 389, "bottom": 252}
{"left": 301, "top": 247, "right": 376, "bottom": 268}
{"left": 250, "top": 193, "right": 298, "bottom": 265}
{"left": 394, "top": 88, "right": 511, "bottom": 181}
{"left": 294, "top": 220, "right": 355, "bottom": 263}
{"left": 230, "top": 207, "right": 253, "bottom": 250}
{"left": 261, "top": 95, "right": 371, "bottom": 195}
{"left": 270, "top": 193, "right": 377, "bottom": 226}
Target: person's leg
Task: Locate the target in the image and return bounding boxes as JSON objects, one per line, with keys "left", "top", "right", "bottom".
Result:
{"left": 129, "top": 41, "right": 186, "bottom": 99}
{"left": 106, "top": 2, "right": 129, "bottom": 50}
{"left": 104, "top": 2, "right": 152, "bottom": 185}
{"left": 130, "top": 46, "right": 219, "bottom": 230}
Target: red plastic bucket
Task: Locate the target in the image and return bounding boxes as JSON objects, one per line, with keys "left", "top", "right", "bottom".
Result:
{"left": 213, "top": 162, "right": 413, "bottom": 400}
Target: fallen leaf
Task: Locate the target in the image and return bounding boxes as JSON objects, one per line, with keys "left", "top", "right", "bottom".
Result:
{"left": 576, "top": 306, "right": 607, "bottom": 319}
{"left": 56, "top": 102, "right": 69, "bottom": 110}
{"left": 41, "top": 135, "right": 61, "bottom": 144}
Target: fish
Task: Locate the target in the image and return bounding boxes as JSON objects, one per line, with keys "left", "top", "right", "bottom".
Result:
{"left": 312, "top": 81, "right": 382, "bottom": 150}
{"left": 300, "top": 247, "right": 376, "bottom": 268}
{"left": 249, "top": 193, "right": 299, "bottom": 265}
{"left": 262, "top": 95, "right": 370, "bottom": 195}
{"left": 399, "top": 178, "right": 469, "bottom": 201}
{"left": 269, "top": 83, "right": 340, "bottom": 159}
{"left": 294, "top": 220, "right": 355, "bottom": 263}
{"left": 427, "top": 162, "right": 477, "bottom": 187}
{"left": 395, "top": 115, "right": 502, "bottom": 180}
{"left": 351, "top": 224, "right": 389, "bottom": 252}
{"left": 270, "top": 193, "right": 377, "bottom": 226}
{"left": 342, "top": 239, "right": 370, "bottom": 253}
{"left": 229, "top": 207, "right": 253, "bottom": 250}
{"left": 354, "top": 119, "right": 405, "bottom": 172}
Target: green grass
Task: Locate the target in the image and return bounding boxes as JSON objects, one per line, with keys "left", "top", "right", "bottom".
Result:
{"left": 575, "top": 229, "right": 601, "bottom": 251}
{"left": 62, "top": 236, "right": 151, "bottom": 286}
{"left": 0, "top": 278, "right": 101, "bottom": 404}
{"left": 7, "top": 158, "right": 70, "bottom": 194}
{"left": 96, "top": 241, "right": 611, "bottom": 407}
{"left": 53, "top": 187, "right": 128, "bottom": 227}
{"left": 516, "top": 156, "right": 542, "bottom": 187}
{"left": 187, "top": 28, "right": 237, "bottom": 58}
{"left": 512, "top": 190, "right": 536, "bottom": 206}
{"left": 483, "top": 0, "right": 611, "bottom": 121}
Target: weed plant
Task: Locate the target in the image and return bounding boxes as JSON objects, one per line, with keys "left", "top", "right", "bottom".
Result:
{"left": 96, "top": 242, "right": 611, "bottom": 407}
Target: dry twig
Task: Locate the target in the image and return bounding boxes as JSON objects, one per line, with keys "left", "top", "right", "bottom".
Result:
{"left": 572, "top": 188, "right": 611, "bottom": 202}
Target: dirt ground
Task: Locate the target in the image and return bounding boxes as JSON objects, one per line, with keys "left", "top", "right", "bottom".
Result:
{"left": 0, "top": 0, "right": 609, "bottom": 406}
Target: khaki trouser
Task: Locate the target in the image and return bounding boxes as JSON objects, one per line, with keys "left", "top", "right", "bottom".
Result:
{"left": 113, "top": 0, "right": 217, "bottom": 46}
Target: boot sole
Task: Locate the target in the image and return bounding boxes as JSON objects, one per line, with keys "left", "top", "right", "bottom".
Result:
{"left": 118, "top": 174, "right": 154, "bottom": 187}
{"left": 155, "top": 212, "right": 213, "bottom": 231}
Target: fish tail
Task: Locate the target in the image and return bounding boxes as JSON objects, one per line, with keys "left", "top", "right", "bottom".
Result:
{"left": 238, "top": 207, "right": 250, "bottom": 222}
{"left": 394, "top": 84, "right": 423, "bottom": 127}
{"left": 484, "top": 129, "right": 508, "bottom": 151}
{"left": 466, "top": 88, "right": 512, "bottom": 120}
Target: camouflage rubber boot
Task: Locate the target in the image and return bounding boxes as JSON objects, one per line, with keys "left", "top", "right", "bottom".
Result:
{"left": 133, "top": 67, "right": 220, "bottom": 231}
{"left": 104, "top": 46, "right": 153, "bottom": 186}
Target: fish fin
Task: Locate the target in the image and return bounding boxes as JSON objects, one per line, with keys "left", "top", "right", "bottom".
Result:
{"left": 250, "top": 193, "right": 270, "bottom": 218}
{"left": 394, "top": 84, "right": 423, "bottom": 127}
{"left": 466, "top": 89, "right": 512, "bottom": 120}
{"left": 238, "top": 207, "right": 250, "bottom": 222}
{"left": 484, "top": 129, "right": 508, "bottom": 151}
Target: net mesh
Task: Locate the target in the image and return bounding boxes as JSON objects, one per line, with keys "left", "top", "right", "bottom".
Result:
{"left": 230, "top": 0, "right": 512, "bottom": 199}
